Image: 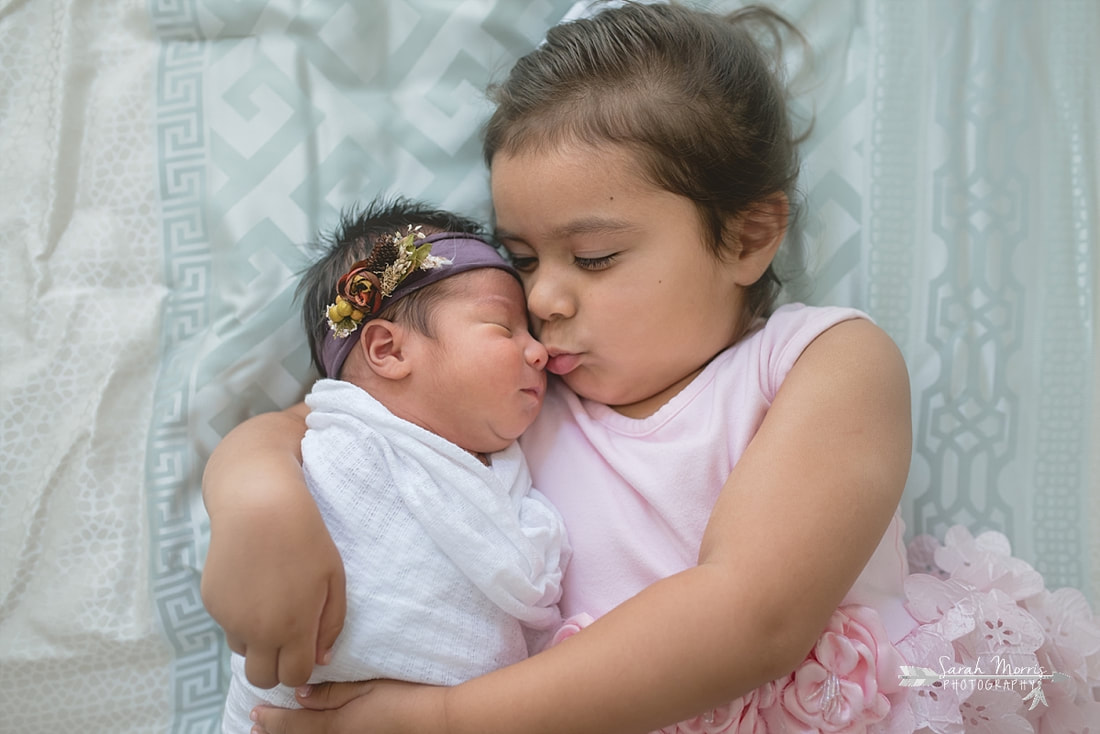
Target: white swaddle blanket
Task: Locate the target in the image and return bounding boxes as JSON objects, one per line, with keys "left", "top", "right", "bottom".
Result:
{"left": 223, "top": 379, "right": 569, "bottom": 732}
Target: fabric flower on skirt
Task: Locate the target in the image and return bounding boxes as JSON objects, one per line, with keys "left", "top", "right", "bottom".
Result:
{"left": 900, "top": 525, "right": 1100, "bottom": 734}
{"left": 762, "top": 605, "right": 913, "bottom": 733}
{"left": 931, "top": 527, "right": 1045, "bottom": 602}
{"left": 1022, "top": 588, "right": 1100, "bottom": 734}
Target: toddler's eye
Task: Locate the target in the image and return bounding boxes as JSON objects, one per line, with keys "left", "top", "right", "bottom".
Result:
{"left": 575, "top": 253, "right": 617, "bottom": 270}
{"left": 509, "top": 255, "right": 538, "bottom": 272}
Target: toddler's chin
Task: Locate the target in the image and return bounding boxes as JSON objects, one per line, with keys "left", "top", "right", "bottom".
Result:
{"left": 563, "top": 373, "right": 628, "bottom": 408}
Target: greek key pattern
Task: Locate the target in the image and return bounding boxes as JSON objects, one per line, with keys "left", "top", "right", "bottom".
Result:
{"left": 148, "top": 0, "right": 224, "bottom": 730}
{"left": 147, "top": 2, "right": 582, "bottom": 730}
{"left": 796, "top": 0, "right": 872, "bottom": 311}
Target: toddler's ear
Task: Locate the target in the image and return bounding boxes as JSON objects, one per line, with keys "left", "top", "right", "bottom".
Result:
{"left": 359, "top": 321, "right": 412, "bottom": 379}
{"left": 730, "top": 193, "right": 788, "bottom": 286}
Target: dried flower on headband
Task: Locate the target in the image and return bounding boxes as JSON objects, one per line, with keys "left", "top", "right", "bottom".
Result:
{"left": 325, "top": 225, "right": 451, "bottom": 338}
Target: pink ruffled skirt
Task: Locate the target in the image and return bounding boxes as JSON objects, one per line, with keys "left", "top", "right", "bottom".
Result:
{"left": 552, "top": 526, "right": 1100, "bottom": 734}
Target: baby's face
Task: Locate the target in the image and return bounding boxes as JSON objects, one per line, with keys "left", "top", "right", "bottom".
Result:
{"left": 407, "top": 268, "right": 547, "bottom": 455}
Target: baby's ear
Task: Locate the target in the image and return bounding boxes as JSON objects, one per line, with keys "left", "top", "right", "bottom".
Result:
{"left": 359, "top": 320, "right": 412, "bottom": 379}
{"left": 730, "top": 193, "right": 788, "bottom": 286}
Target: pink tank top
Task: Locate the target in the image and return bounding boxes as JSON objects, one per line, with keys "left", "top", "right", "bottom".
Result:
{"left": 519, "top": 303, "right": 915, "bottom": 642}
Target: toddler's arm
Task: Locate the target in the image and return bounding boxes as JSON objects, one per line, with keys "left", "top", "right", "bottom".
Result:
{"left": 254, "top": 318, "right": 912, "bottom": 734}
{"left": 200, "top": 402, "right": 346, "bottom": 689}
{"left": 454, "top": 319, "right": 911, "bottom": 732}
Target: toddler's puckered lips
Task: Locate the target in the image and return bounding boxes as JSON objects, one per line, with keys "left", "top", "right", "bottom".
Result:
{"left": 546, "top": 350, "right": 581, "bottom": 376}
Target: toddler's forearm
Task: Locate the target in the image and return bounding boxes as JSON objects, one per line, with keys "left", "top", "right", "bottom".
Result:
{"left": 201, "top": 403, "right": 346, "bottom": 688}
{"left": 440, "top": 564, "right": 802, "bottom": 734}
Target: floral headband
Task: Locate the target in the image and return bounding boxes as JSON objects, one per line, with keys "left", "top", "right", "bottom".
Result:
{"left": 325, "top": 226, "right": 448, "bottom": 338}
{"left": 319, "top": 228, "right": 519, "bottom": 378}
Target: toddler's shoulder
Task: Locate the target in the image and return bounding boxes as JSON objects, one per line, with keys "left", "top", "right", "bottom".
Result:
{"left": 746, "top": 303, "right": 874, "bottom": 397}
{"left": 758, "top": 303, "right": 870, "bottom": 343}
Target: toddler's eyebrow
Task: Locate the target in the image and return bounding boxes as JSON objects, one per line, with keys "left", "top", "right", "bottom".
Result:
{"left": 493, "top": 227, "right": 524, "bottom": 245}
{"left": 496, "top": 216, "right": 638, "bottom": 244}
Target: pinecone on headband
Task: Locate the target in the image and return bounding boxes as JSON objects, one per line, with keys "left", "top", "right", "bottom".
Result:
{"left": 325, "top": 225, "right": 445, "bottom": 339}
{"left": 359, "top": 234, "right": 401, "bottom": 274}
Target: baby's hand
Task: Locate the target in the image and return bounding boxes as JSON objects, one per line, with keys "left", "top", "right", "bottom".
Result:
{"left": 253, "top": 679, "right": 448, "bottom": 734}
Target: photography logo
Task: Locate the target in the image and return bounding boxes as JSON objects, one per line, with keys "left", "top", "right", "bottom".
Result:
{"left": 899, "top": 659, "right": 1070, "bottom": 710}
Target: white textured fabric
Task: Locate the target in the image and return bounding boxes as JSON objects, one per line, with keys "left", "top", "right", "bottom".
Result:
{"left": 222, "top": 379, "right": 568, "bottom": 733}
{"left": 0, "top": 1, "right": 173, "bottom": 731}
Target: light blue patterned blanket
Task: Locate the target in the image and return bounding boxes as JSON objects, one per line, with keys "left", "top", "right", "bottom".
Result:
{"left": 0, "top": 1, "right": 1096, "bottom": 731}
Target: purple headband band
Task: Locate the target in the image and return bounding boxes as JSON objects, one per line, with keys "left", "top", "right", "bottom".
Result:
{"left": 320, "top": 231, "right": 519, "bottom": 378}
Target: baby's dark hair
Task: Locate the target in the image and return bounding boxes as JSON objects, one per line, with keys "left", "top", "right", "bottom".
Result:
{"left": 484, "top": 1, "right": 808, "bottom": 322}
{"left": 297, "top": 198, "right": 484, "bottom": 377}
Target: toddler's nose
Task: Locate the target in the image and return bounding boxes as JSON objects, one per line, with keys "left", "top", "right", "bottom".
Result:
{"left": 526, "top": 269, "right": 575, "bottom": 322}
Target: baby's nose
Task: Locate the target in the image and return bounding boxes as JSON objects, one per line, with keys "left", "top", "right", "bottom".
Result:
{"left": 527, "top": 337, "right": 549, "bottom": 369}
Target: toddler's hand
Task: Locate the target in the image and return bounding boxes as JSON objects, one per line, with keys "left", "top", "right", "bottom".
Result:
{"left": 200, "top": 405, "right": 346, "bottom": 688}
{"left": 202, "top": 492, "right": 347, "bottom": 688}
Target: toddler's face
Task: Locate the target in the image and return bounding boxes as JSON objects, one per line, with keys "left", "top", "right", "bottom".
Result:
{"left": 408, "top": 268, "right": 547, "bottom": 454}
{"left": 491, "top": 142, "right": 747, "bottom": 418}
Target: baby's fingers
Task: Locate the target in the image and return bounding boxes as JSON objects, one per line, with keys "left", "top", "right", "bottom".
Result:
{"left": 252, "top": 705, "right": 336, "bottom": 734}
{"left": 294, "top": 680, "right": 376, "bottom": 710}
